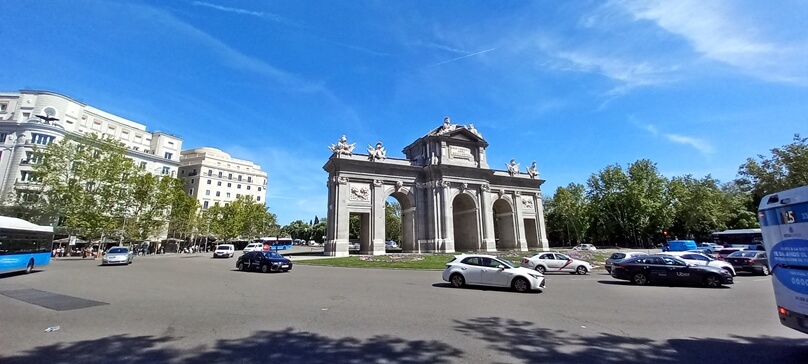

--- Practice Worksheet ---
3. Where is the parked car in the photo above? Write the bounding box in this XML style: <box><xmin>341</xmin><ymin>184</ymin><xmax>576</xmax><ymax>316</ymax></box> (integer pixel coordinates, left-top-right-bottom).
<box><xmin>572</xmin><ymin>244</ymin><xmax>597</xmax><ymax>251</ymax></box>
<box><xmin>213</xmin><ymin>244</ymin><xmax>235</xmax><ymax>258</ymax></box>
<box><xmin>610</xmin><ymin>254</ymin><xmax>733</xmax><ymax>288</ymax></box>
<box><xmin>348</xmin><ymin>242</ymin><xmax>360</xmax><ymax>250</ymax></box>
<box><xmin>243</xmin><ymin>242</ymin><xmax>264</xmax><ymax>253</ymax></box>
<box><xmin>442</xmin><ymin>254</ymin><xmax>545</xmax><ymax>293</ymax></box>
<box><xmin>102</xmin><ymin>247</ymin><xmax>133</xmax><ymax>265</ymax></box>
<box><xmin>665</xmin><ymin>240</ymin><xmax>698</xmax><ymax>252</ymax></box>
<box><xmin>660</xmin><ymin>251</ymin><xmax>736</xmax><ymax>276</ymax></box>
<box><xmin>716</xmin><ymin>248</ymin><xmax>745</xmax><ymax>261</ymax></box>
<box><xmin>236</xmin><ymin>251</ymin><xmax>293</xmax><ymax>273</ymax></box>
<box><xmin>604</xmin><ymin>251</ymin><xmax>647</xmax><ymax>273</ymax></box>
<box><xmin>385</xmin><ymin>240</ymin><xmax>399</xmax><ymax>250</ymax></box>
<box><xmin>521</xmin><ymin>252</ymin><xmax>592</xmax><ymax>275</ymax></box>
<box><xmin>726</xmin><ymin>250</ymin><xmax>770</xmax><ymax>275</ymax></box>
<box><xmin>697</xmin><ymin>243</ymin><xmax>723</xmax><ymax>254</ymax></box>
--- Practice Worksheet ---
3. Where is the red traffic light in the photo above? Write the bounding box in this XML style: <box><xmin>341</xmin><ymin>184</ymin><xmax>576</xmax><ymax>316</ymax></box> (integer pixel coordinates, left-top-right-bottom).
<box><xmin>663</xmin><ymin>230</ymin><xmax>668</xmax><ymax>236</ymax></box>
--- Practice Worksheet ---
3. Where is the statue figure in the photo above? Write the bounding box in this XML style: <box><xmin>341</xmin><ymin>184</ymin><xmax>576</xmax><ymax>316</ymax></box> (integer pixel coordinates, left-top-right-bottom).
<box><xmin>467</xmin><ymin>123</ymin><xmax>482</xmax><ymax>138</ymax></box>
<box><xmin>506</xmin><ymin>159</ymin><xmax>520</xmax><ymax>176</ymax></box>
<box><xmin>526</xmin><ymin>161</ymin><xmax>539</xmax><ymax>179</ymax></box>
<box><xmin>328</xmin><ymin>135</ymin><xmax>355</xmax><ymax>156</ymax></box>
<box><xmin>436</xmin><ymin>116</ymin><xmax>456</xmax><ymax>135</ymax></box>
<box><xmin>367</xmin><ymin>141</ymin><xmax>387</xmax><ymax>161</ymax></box>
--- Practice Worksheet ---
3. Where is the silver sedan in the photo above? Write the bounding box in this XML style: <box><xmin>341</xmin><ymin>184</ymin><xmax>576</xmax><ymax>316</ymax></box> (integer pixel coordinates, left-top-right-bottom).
<box><xmin>102</xmin><ymin>247</ymin><xmax>133</xmax><ymax>265</ymax></box>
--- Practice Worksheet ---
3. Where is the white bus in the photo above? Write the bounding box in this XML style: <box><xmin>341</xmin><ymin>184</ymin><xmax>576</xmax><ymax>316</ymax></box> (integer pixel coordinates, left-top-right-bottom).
<box><xmin>759</xmin><ymin>186</ymin><xmax>808</xmax><ymax>334</ymax></box>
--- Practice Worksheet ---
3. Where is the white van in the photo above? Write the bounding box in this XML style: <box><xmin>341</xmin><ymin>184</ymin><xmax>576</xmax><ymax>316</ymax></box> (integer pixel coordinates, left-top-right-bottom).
<box><xmin>243</xmin><ymin>242</ymin><xmax>264</xmax><ymax>253</ymax></box>
<box><xmin>213</xmin><ymin>244</ymin><xmax>235</xmax><ymax>258</ymax></box>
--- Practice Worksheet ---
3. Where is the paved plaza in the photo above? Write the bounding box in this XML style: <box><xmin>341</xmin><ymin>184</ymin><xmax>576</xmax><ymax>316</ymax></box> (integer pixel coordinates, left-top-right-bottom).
<box><xmin>1</xmin><ymin>253</ymin><xmax>807</xmax><ymax>363</ymax></box>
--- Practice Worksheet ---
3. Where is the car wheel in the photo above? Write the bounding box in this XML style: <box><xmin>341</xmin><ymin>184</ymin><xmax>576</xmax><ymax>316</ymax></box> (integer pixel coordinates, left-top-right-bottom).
<box><xmin>704</xmin><ymin>274</ymin><xmax>722</xmax><ymax>288</ymax></box>
<box><xmin>260</xmin><ymin>264</ymin><xmax>269</xmax><ymax>273</ymax></box>
<box><xmin>449</xmin><ymin>273</ymin><xmax>465</xmax><ymax>288</ymax></box>
<box><xmin>512</xmin><ymin>277</ymin><xmax>530</xmax><ymax>293</ymax></box>
<box><xmin>25</xmin><ymin>259</ymin><xmax>34</xmax><ymax>274</ymax></box>
<box><xmin>238</xmin><ymin>262</ymin><xmax>245</xmax><ymax>271</ymax></box>
<box><xmin>576</xmin><ymin>266</ymin><xmax>588</xmax><ymax>275</ymax></box>
<box><xmin>534</xmin><ymin>265</ymin><xmax>546</xmax><ymax>274</ymax></box>
<box><xmin>632</xmin><ymin>273</ymin><xmax>649</xmax><ymax>285</ymax></box>
<box><xmin>761</xmin><ymin>265</ymin><xmax>770</xmax><ymax>276</ymax></box>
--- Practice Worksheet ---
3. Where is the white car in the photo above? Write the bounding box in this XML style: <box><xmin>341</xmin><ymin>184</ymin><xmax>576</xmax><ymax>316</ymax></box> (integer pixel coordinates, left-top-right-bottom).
<box><xmin>661</xmin><ymin>251</ymin><xmax>736</xmax><ymax>276</ymax></box>
<box><xmin>213</xmin><ymin>244</ymin><xmax>235</xmax><ymax>258</ymax></box>
<box><xmin>243</xmin><ymin>242</ymin><xmax>264</xmax><ymax>253</ymax></box>
<box><xmin>521</xmin><ymin>252</ymin><xmax>592</xmax><ymax>275</ymax></box>
<box><xmin>442</xmin><ymin>254</ymin><xmax>545</xmax><ymax>293</ymax></box>
<box><xmin>572</xmin><ymin>244</ymin><xmax>597</xmax><ymax>251</ymax></box>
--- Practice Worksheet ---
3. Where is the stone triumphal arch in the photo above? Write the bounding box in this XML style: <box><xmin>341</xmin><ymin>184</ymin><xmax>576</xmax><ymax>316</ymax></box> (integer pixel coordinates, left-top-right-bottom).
<box><xmin>323</xmin><ymin>117</ymin><xmax>549</xmax><ymax>256</ymax></box>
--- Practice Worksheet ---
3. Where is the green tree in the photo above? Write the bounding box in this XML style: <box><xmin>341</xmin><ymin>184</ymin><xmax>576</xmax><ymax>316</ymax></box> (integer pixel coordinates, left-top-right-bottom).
<box><xmin>668</xmin><ymin>175</ymin><xmax>728</xmax><ymax>239</ymax></box>
<box><xmin>737</xmin><ymin>135</ymin><xmax>808</xmax><ymax>207</ymax></box>
<box><xmin>544</xmin><ymin>183</ymin><xmax>589</xmax><ymax>246</ymax></box>
<box><xmin>385</xmin><ymin>201</ymin><xmax>402</xmax><ymax>242</ymax></box>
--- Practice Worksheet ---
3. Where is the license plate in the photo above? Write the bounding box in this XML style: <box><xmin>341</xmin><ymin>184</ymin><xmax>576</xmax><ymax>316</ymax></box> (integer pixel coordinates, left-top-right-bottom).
<box><xmin>281</xmin><ymin>265</ymin><xmax>289</xmax><ymax>268</ymax></box>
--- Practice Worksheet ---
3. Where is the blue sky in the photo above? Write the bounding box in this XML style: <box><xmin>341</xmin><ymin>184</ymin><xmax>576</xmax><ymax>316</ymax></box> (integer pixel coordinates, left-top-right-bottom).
<box><xmin>2</xmin><ymin>1</ymin><xmax>806</xmax><ymax>225</ymax></box>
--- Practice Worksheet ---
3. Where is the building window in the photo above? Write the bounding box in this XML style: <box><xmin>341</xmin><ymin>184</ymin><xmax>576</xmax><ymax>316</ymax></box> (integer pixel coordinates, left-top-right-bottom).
<box><xmin>258</xmin><ymin>187</ymin><xmax>262</xmax><ymax>192</ymax></box>
<box><xmin>217</xmin><ymin>181</ymin><xmax>222</xmax><ymax>186</ymax></box>
<box><xmin>205</xmin><ymin>190</ymin><xmax>210</xmax><ymax>196</ymax></box>
<box><xmin>218</xmin><ymin>171</ymin><xmax>222</xmax><ymax>178</ymax></box>
<box><xmin>257</xmin><ymin>196</ymin><xmax>261</xmax><ymax>202</ymax></box>
<box><xmin>227</xmin><ymin>183</ymin><xmax>231</xmax><ymax>188</ymax></box>
<box><xmin>140</xmin><ymin>161</ymin><xmax>147</xmax><ymax>169</ymax></box>
<box><xmin>162</xmin><ymin>166</ymin><xmax>170</xmax><ymax>175</ymax></box>
<box><xmin>228</xmin><ymin>173</ymin><xmax>232</xmax><ymax>180</ymax></box>
<box><xmin>237</xmin><ymin>184</ymin><xmax>241</xmax><ymax>189</ymax></box>
<box><xmin>0</xmin><ymin>133</ymin><xmax>7</xmax><ymax>142</ymax></box>
<box><xmin>181</xmin><ymin>170</ymin><xmax>185</xmax><ymax>176</ymax></box>
<box><xmin>226</xmin><ymin>192</ymin><xmax>231</xmax><ymax>198</ymax></box>
<box><xmin>192</xmin><ymin>169</ymin><xmax>197</xmax><ymax>174</ymax></box>
<box><xmin>215</xmin><ymin>191</ymin><xmax>220</xmax><ymax>197</ymax></box>
<box><xmin>189</xmin><ymin>188</ymin><xmax>194</xmax><ymax>196</ymax></box>
<box><xmin>164</xmin><ymin>152</ymin><xmax>173</xmax><ymax>160</ymax></box>
<box><xmin>236</xmin><ymin>194</ymin><xmax>241</xmax><ymax>198</ymax></box>
<box><xmin>20</xmin><ymin>171</ymin><xmax>38</xmax><ymax>182</ymax></box>
<box><xmin>207</xmin><ymin>179</ymin><xmax>211</xmax><ymax>185</ymax></box>
<box><xmin>203</xmin><ymin>201</ymin><xmax>209</xmax><ymax>209</ymax></box>
<box><xmin>238</xmin><ymin>175</ymin><xmax>242</xmax><ymax>181</ymax></box>
<box><xmin>0</xmin><ymin>103</ymin><xmax>7</xmax><ymax>112</ymax></box>
<box><xmin>207</xmin><ymin>170</ymin><xmax>212</xmax><ymax>176</ymax></box>
<box><xmin>191</xmin><ymin>179</ymin><xmax>194</xmax><ymax>184</ymax></box>
<box><xmin>30</xmin><ymin>133</ymin><xmax>55</xmax><ymax>145</ymax></box>
<box><xmin>247</xmin><ymin>186</ymin><xmax>251</xmax><ymax>190</ymax></box>
<box><xmin>248</xmin><ymin>177</ymin><xmax>252</xmax><ymax>182</ymax></box>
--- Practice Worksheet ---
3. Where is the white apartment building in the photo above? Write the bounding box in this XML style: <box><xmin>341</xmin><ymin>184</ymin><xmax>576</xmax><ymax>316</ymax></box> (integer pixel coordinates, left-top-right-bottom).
<box><xmin>0</xmin><ymin>90</ymin><xmax>183</xmax><ymax>204</ymax></box>
<box><xmin>178</xmin><ymin>148</ymin><xmax>267</xmax><ymax>210</ymax></box>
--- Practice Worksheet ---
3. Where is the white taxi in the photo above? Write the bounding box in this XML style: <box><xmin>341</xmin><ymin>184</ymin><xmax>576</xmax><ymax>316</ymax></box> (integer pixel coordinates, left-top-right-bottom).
<box><xmin>521</xmin><ymin>252</ymin><xmax>592</xmax><ymax>275</ymax></box>
<box><xmin>442</xmin><ymin>254</ymin><xmax>545</xmax><ymax>293</ymax></box>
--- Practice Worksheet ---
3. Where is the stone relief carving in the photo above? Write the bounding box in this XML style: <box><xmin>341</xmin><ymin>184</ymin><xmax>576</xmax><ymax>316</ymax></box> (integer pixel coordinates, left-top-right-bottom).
<box><xmin>506</xmin><ymin>159</ymin><xmax>519</xmax><ymax>176</ymax></box>
<box><xmin>415</xmin><ymin>182</ymin><xmax>429</xmax><ymax>189</ymax></box>
<box><xmin>367</xmin><ymin>141</ymin><xmax>386</xmax><ymax>161</ymax></box>
<box><xmin>526</xmin><ymin>161</ymin><xmax>539</xmax><ymax>179</ymax></box>
<box><xmin>461</xmin><ymin>182</ymin><xmax>468</xmax><ymax>191</ymax></box>
<box><xmin>329</xmin><ymin>135</ymin><xmax>355</xmax><ymax>155</ymax></box>
<box><xmin>521</xmin><ymin>197</ymin><xmax>534</xmax><ymax>209</ymax></box>
<box><xmin>349</xmin><ymin>184</ymin><xmax>370</xmax><ymax>201</ymax></box>
<box><xmin>373</xmin><ymin>179</ymin><xmax>383</xmax><ymax>187</ymax></box>
<box><xmin>395</xmin><ymin>180</ymin><xmax>404</xmax><ymax>190</ymax></box>
<box><xmin>481</xmin><ymin>184</ymin><xmax>491</xmax><ymax>192</ymax></box>
<box><xmin>440</xmin><ymin>180</ymin><xmax>452</xmax><ymax>188</ymax></box>
<box><xmin>514</xmin><ymin>191</ymin><xmax>522</xmax><ymax>196</ymax></box>
<box><xmin>329</xmin><ymin>176</ymin><xmax>349</xmax><ymax>185</ymax></box>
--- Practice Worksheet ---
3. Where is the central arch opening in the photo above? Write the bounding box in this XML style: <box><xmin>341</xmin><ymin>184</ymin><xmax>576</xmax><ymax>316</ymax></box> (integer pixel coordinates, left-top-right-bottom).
<box><xmin>452</xmin><ymin>193</ymin><xmax>479</xmax><ymax>252</ymax></box>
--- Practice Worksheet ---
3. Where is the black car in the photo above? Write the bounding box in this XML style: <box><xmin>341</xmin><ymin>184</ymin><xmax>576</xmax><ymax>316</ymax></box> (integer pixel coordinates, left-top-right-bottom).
<box><xmin>726</xmin><ymin>250</ymin><xmax>770</xmax><ymax>275</ymax></box>
<box><xmin>236</xmin><ymin>251</ymin><xmax>293</xmax><ymax>273</ymax></box>
<box><xmin>611</xmin><ymin>254</ymin><xmax>733</xmax><ymax>288</ymax></box>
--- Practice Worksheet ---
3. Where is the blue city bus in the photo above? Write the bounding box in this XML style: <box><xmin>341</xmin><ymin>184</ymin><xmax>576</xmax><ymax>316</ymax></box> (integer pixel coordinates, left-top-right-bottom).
<box><xmin>258</xmin><ymin>237</ymin><xmax>294</xmax><ymax>250</ymax></box>
<box><xmin>0</xmin><ymin>216</ymin><xmax>54</xmax><ymax>274</ymax></box>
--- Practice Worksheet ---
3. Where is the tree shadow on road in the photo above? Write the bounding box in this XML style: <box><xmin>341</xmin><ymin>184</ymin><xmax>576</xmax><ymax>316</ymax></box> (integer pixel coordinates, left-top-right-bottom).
<box><xmin>1</xmin><ymin>329</ymin><xmax>462</xmax><ymax>364</ymax></box>
<box><xmin>454</xmin><ymin>317</ymin><xmax>808</xmax><ymax>363</ymax></box>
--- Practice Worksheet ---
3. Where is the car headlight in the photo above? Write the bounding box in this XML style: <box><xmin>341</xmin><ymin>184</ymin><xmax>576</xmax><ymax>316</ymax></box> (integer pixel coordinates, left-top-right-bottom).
<box><xmin>528</xmin><ymin>273</ymin><xmax>542</xmax><ymax>279</ymax></box>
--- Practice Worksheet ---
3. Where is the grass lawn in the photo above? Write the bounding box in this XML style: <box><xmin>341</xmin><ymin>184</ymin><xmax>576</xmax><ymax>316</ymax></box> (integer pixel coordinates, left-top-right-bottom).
<box><xmin>296</xmin><ymin>249</ymin><xmax>612</xmax><ymax>270</ymax></box>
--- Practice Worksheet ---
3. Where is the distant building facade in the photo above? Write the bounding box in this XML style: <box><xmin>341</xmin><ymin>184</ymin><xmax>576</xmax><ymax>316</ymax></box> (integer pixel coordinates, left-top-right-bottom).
<box><xmin>178</xmin><ymin>148</ymin><xmax>267</xmax><ymax>210</ymax></box>
<box><xmin>0</xmin><ymin>90</ymin><xmax>183</xmax><ymax>205</ymax></box>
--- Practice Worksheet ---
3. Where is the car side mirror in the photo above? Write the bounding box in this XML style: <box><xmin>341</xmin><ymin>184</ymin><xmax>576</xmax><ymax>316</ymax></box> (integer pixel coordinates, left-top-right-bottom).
<box><xmin>497</xmin><ymin>264</ymin><xmax>506</xmax><ymax>270</ymax></box>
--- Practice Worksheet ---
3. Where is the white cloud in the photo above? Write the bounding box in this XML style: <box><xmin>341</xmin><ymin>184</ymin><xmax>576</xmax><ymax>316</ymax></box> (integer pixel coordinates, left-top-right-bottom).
<box><xmin>192</xmin><ymin>2</ymin><xmax>285</xmax><ymax>22</ymax></box>
<box><xmin>553</xmin><ymin>51</ymin><xmax>678</xmax><ymax>95</ymax></box>
<box><xmin>616</xmin><ymin>0</ymin><xmax>808</xmax><ymax>84</ymax></box>
<box><xmin>638</xmin><ymin>123</ymin><xmax>715</xmax><ymax>156</ymax></box>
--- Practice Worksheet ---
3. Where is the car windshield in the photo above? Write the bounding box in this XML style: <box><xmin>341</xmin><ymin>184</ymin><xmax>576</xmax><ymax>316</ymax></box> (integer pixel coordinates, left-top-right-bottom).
<box><xmin>108</xmin><ymin>248</ymin><xmax>127</xmax><ymax>254</ymax></box>
<box><xmin>730</xmin><ymin>251</ymin><xmax>759</xmax><ymax>258</ymax></box>
<box><xmin>216</xmin><ymin>246</ymin><xmax>230</xmax><ymax>250</ymax></box>
<box><xmin>497</xmin><ymin>259</ymin><xmax>516</xmax><ymax>268</ymax></box>
<box><xmin>264</xmin><ymin>251</ymin><xmax>282</xmax><ymax>258</ymax></box>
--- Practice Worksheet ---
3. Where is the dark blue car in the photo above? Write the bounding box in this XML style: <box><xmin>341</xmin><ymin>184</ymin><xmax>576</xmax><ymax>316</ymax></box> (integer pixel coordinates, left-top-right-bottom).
<box><xmin>236</xmin><ymin>251</ymin><xmax>293</xmax><ymax>273</ymax></box>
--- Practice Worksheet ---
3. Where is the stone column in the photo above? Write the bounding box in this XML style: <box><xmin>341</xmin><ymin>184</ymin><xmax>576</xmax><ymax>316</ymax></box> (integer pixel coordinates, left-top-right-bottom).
<box><xmin>513</xmin><ymin>191</ymin><xmax>528</xmax><ymax>251</ymax></box>
<box><xmin>480</xmin><ymin>184</ymin><xmax>496</xmax><ymax>252</ymax></box>
<box><xmin>535</xmin><ymin>191</ymin><xmax>549</xmax><ymax>251</ymax></box>
<box><xmin>325</xmin><ymin>176</ymin><xmax>350</xmax><ymax>257</ymax></box>
<box><xmin>371</xmin><ymin>179</ymin><xmax>386</xmax><ymax>255</ymax></box>
<box><xmin>440</xmin><ymin>180</ymin><xmax>455</xmax><ymax>253</ymax></box>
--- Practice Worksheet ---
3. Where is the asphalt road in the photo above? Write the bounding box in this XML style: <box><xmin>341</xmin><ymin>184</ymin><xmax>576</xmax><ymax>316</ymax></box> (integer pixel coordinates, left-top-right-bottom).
<box><xmin>1</xmin><ymin>253</ymin><xmax>806</xmax><ymax>364</ymax></box>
